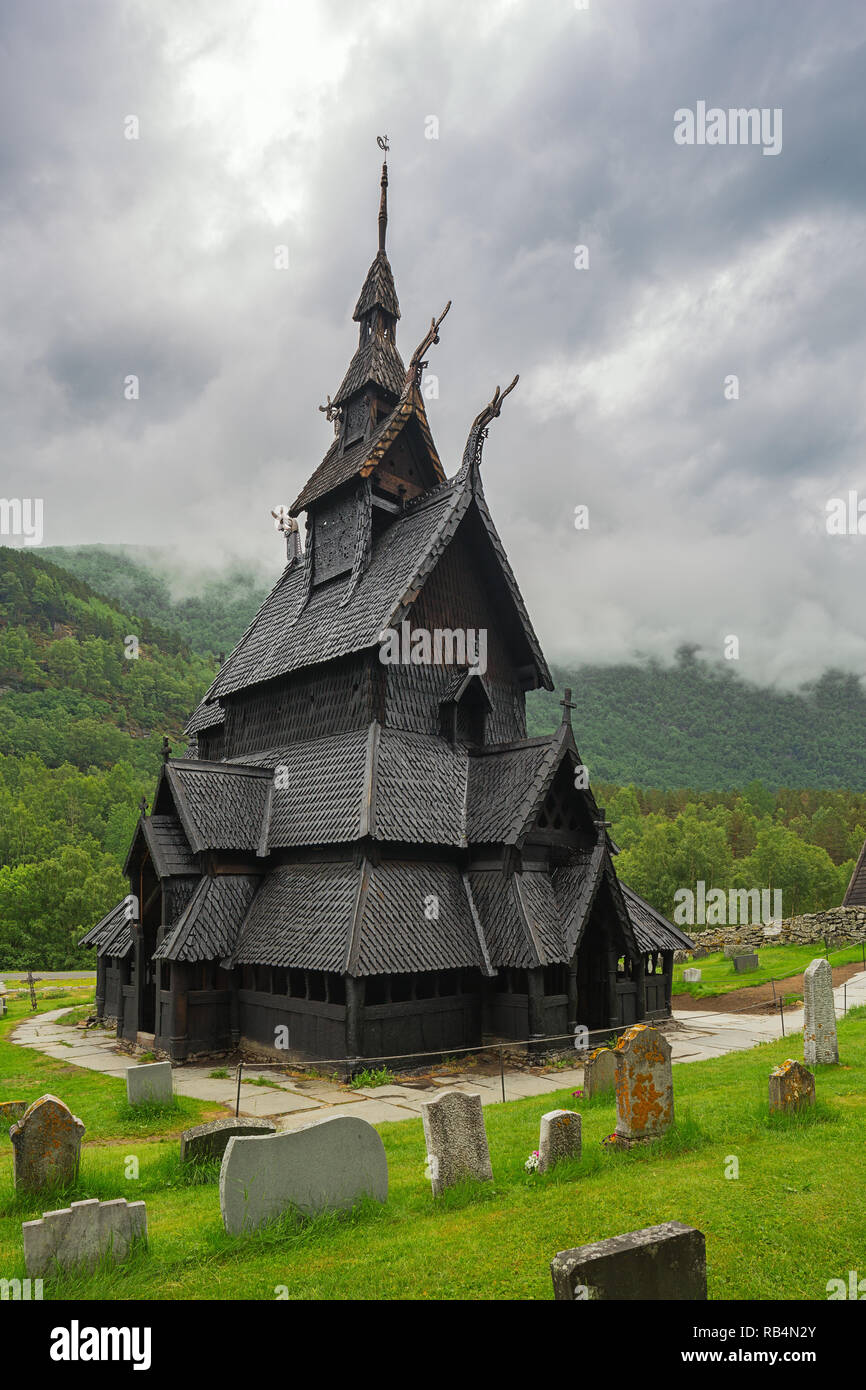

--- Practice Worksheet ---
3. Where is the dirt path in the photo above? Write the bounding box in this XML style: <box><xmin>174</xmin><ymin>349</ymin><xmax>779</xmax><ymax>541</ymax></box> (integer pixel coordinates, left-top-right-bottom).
<box><xmin>673</xmin><ymin>959</ymin><xmax>865</xmax><ymax>1015</ymax></box>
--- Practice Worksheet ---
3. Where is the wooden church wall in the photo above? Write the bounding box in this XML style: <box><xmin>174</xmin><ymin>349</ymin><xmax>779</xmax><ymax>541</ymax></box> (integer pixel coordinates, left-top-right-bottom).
<box><xmin>384</xmin><ymin>520</ymin><xmax>527</xmax><ymax>742</ymax></box>
<box><xmin>221</xmin><ymin>651</ymin><xmax>376</xmax><ymax>758</ymax></box>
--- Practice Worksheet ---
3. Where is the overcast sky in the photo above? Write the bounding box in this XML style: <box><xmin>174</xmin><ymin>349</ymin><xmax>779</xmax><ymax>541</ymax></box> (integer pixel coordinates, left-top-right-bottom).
<box><xmin>2</xmin><ymin>0</ymin><xmax>866</xmax><ymax>686</ymax></box>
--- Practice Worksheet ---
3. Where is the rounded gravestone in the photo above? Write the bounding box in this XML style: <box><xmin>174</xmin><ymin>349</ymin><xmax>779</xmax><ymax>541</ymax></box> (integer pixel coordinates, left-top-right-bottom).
<box><xmin>10</xmin><ymin>1095</ymin><xmax>85</xmax><ymax>1191</ymax></box>
<box><xmin>219</xmin><ymin>1113</ymin><xmax>388</xmax><ymax>1235</ymax></box>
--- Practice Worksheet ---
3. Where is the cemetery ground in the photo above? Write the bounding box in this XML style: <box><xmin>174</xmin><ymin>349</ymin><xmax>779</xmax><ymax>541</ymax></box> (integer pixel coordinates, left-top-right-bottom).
<box><xmin>2</xmin><ymin>989</ymin><xmax>865</xmax><ymax>1301</ymax></box>
<box><xmin>672</xmin><ymin>941</ymin><xmax>866</xmax><ymax>1003</ymax></box>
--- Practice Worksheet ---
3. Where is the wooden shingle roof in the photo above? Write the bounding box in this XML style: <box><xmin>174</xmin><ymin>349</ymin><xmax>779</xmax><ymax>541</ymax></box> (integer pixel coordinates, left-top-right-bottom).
<box><xmin>153</xmin><ymin>875</ymin><xmax>260</xmax><ymax>963</ymax></box>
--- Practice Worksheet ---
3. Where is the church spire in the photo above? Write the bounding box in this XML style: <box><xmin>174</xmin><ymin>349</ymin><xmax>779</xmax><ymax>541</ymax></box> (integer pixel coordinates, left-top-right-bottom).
<box><xmin>377</xmin><ymin>134</ymin><xmax>389</xmax><ymax>253</ymax></box>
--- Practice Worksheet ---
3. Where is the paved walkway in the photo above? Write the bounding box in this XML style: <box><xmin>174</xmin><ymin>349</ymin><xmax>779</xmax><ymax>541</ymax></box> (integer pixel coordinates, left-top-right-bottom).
<box><xmin>10</xmin><ymin>972</ymin><xmax>864</xmax><ymax>1130</ymax></box>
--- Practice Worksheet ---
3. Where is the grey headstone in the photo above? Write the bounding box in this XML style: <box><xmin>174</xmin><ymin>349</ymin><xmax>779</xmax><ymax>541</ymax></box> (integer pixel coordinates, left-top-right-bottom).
<box><xmin>22</xmin><ymin>1198</ymin><xmax>147</xmax><ymax>1278</ymax></box>
<box><xmin>803</xmin><ymin>958</ymin><xmax>838</xmax><ymax>1064</ymax></box>
<box><xmin>126</xmin><ymin>1061</ymin><xmax>173</xmax><ymax>1106</ymax></box>
<box><xmin>538</xmin><ymin>1110</ymin><xmax>581</xmax><ymax>1173</ymax></box>
<box><xmin>181</xmin><ymin>1117</ymin><xmax>276</xmax><ymax>1164</ymax></box>
<box><xmin>683</xmin><ymin>968</ymin><xmax>701</xmax><ymax>983</ymax></box>
<box><xmin>0</xmin><ymin>978</ymin><xmax>7</xmax><ymax>994</ymax></box>
<box><xmin>692</xmin><ymin>948</ymin><xmax>708</xmax><ymax>960</ymax></box>
<box><xmin>220</xmin><ymin>1113</ymin><xmax>388</xmax><ymax>1235</ymax></box>
<box><xmin>608</xmin><ymin>1025</ymin><xmax>673</xmax><ymax>1146</ymax></box>
<box><xmin>762</xmin><ymin>926</ymin><xmax>782</xmax><ymax>938</ymax></box>
<box><xmin>769</xmin><ymin>1060</ymin><xmax>815</xmax><ymax>1115</ymax></box>
<box><xmin>10</xmin><ymin>1096</ymin><xmax>85</xmax><ymax>1191</ymax></box>
<box><xmin>420</xmin><ymin>1089</ymin><xmax>493</xmax><ymax>1196</ymax></box>
<box><xmin>0</xmin><ymin>996</ymin><xmax>6</xmax><ymax>1016</ymax></box>
<box><xmin>723</xmin><ymin>945</ymin><xmax>741</xmax><ymax>959</ymax></box>
<box><xmin>550</xmin><ymin>1222</ymin><xmax>706</xmax><ymax>1300</ymax></box>
<box><xmin>733</xmin><ymin>954</ymin><xmax>758</xmax><ymax>973</ymax></box>
<box><xmin>584</xmin><ymin>1047</ymin><xmax>616</xmax><ymax>1098</ymax></box>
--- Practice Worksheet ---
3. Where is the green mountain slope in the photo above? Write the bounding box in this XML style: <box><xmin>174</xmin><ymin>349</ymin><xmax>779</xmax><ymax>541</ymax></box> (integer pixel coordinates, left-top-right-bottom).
<box><xmin>526</xmin><ymin>648</ymin><xmax>866</xmax><ymax>792</ymax></box>
<box><xmin>41</xmin><ymin>545</ymin><xmax>269</xmax><ymax>657</ymax></box>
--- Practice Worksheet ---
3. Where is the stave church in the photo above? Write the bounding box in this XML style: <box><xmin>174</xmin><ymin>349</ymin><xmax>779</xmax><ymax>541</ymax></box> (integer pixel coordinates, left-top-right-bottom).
<box><xmin>81</xmin><ymin>150</ymin><xmax>692</xmax><ymax>1065</ymax></box>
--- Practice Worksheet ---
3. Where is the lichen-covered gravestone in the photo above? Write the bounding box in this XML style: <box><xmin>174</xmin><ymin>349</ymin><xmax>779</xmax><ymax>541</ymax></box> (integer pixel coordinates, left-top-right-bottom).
<box><xmin>683</xmin><ymin>968</ymin><xmax>701</xmax><ymax>983</ymax></box>
<box><xmin>10</xmin><ymin>1096</ymin><xmax>85</xmax><ymax>1191</ymax></box>
<box><xmin>220</xmin><ymin>1113</ymin><xmax>388</xmax><ymax>1235</ymax></box>
<box><xmin>180</xmin><ymin>1117</ymin><xmax>276</xmax><ymax>1165</ymax></box>
<box><xmin>538</xmin><ymin>1110</ymin><xmax>581</xmax><ymax>1173</ymax></box>
<box><xmin>606</xmin><ymin>1024</ymin><xmax>673</xmax><ymax>1148</ymax></box>
<box><xmin>583</xmin><ymin>1047</ymin><xmax>616</xmax><ymax>1098</ymax></box>
<box><xmin>803</xmin><ymin>957</ymin><xmax>839</xmax><ymax>1065</ymax></box>
<box><xmin>769</xmin><ymin>1059</ymin><xmax>815</xmax><ymax>1115</ymax></box>
<box><xmin>22</xmin><ymin>1198</ymin><xmax>147</xmax><ymax>1277</ymax></box>
<box><xmin>126</xmin><ymin>1061</ymin><xmax>173</xmax><ymax>1106</ymax></box>
<box><xmin>550</xmin><ymin>1222</ymin><xmax>706</xmax><ymax>1300</ymax></box>
<box><xmin>733</xmin><ymin>954</ymin><xmax>758</xmax><ymax>973</ymax></box>
<box><xmin>420</xmin><ymin>1089</ymin><xmax>493</xmax><ymax>1196</ymax></box>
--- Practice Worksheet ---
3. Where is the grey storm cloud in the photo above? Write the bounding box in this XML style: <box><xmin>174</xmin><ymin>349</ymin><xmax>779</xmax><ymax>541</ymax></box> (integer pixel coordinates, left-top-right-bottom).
<box><xmin>2</xmin><ymin>0</ymin><xmax>866</xmax><ymax>685</ymax></box>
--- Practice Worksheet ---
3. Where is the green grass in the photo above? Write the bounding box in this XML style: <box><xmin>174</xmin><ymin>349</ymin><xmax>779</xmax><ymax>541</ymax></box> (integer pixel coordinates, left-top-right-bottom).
<box><xmin>673</xmin><ymin>941</ymin><xmax>866</xmax><ymax>999</ymax></box>
<box><xmin>0</xmin><ymin>990</ymin><xmax>222</xmax><ymax>1141</ymax></box>
<box><xmin>348</xmin><ymin>1067</ymin><xmax>396</xmax><ymax>1090</ymax></box>
<box><xmin>2</xmin><ymin>987</ymin><xmax>865</xmax><ymax>1300</ymax></box>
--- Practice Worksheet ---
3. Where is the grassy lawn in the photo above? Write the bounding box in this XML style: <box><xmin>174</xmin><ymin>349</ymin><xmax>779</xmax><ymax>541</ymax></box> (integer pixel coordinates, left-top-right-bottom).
<box><xmin>672</xmin><ymin>941</ymin><xmax>866</xmax><ymax>999</ymax></box>
<box><xmin>2</xmin><ymin>988</ymin><xmax>865</xmax><ymax>1301</ymax></box>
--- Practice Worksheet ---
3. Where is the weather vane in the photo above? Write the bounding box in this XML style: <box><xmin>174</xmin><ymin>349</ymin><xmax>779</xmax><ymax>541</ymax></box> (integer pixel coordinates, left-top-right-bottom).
<box><xmin>377</xmin><ymin>134</ymin><xmax>390</xmax><ymax>157</ymax></box>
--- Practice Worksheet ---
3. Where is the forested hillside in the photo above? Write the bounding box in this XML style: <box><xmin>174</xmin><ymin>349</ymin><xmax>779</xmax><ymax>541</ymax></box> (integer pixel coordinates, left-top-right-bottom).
<box><xmin>41</xmin><ymin>545</ymin><xmax>269</xmax><ymax>657</ymax></box>
<box><xmin>0</xmin><ymin>544</ymin><xmax>863</xmax><ymax>969</ymax></box>
<box><xmin>0</xmin><ymin>546</ymin><xmax>218</xmax><ymax>968</ymax></box>
<box><xmin>527</xmin><ymin>648</ymin><xmax>866</xmax><ymax>791</ymax></box>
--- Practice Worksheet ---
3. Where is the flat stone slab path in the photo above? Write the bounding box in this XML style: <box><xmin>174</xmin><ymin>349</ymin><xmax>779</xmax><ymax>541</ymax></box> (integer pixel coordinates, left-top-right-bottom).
<box><xmin>11</xmin><ymin>971</ymin><xmax>865</xmax><ymax>1130</ymax></box>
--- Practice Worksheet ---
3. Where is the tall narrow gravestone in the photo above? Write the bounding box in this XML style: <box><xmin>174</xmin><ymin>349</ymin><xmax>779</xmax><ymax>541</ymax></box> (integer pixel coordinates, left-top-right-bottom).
<box><xmin>803</xmin><ymin>958</ymin><xmax>839</xmax><ymax>1065</ymax></box>
<box><xmin>10</xmin><ymin>1096</ymin><xmax>85</xmax><ymax>1191</ymax></box>
<box><xmin>605</xmin><ymin>1024</ymin><xmax>673</xmax><ymax>1148</ymax></box>
<box><xmin>420</xmin><ymin>1090</ymin><xmax>493</xmax><ymax>1196</ymax></box>
<box><xmin>538</xmin><ymin>1110</ymin><xmax>581</xmax><ymax>1173</ymax></box>
<box><xmin>584</xmin><ymin>1047</ymin><xmax>616</xmax><ymax>1098</ymax></box>
<box><xmin>768</xmin><ymin>1060</ymin><xmax>815</xmax><ymax>1115</ymax></box>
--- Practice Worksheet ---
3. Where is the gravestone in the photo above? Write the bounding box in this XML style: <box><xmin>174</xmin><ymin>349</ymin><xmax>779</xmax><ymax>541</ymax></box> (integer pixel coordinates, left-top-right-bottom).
<box><xmin>723</xmin><ymin>945</ymin><xmax>742</xmax><ymax>959</ymax></box>
<box><xmin>583</xmin><ymin>1047</ymin><xmax>616</xmax><ymax>1098</ymax></box>
<box><xmin>126</xmin><ymin>1061</ymin><xmax>173</xmax><ymax>1106</ymax></box>
<box><xmin>762</xmin><ymin>926</ymin><xmax>782</xmax><ymax>939</ymax></box>
<box><xmin>683</xmin><ymin>968</ymin><xmax>701</xmax><ymax>983</ymax></box>
<box><xmin>550</xmin><ymin>1222</ymin><xmax>706</xmax><ymax>1300</ymax></box>
<box><xmin>692</xmin><ymin>948</ymin><xmax>707</xmax><ymax>960</ymax></box>
<box><xmin>420</xmin><ymin>1089</ymin><xmax>493</xmax><ymax>1196</ymax></box>
<box><xmin>180</xmin><ymin>1117</ymin><xmax>276</xmax><ymax>1165</ymax></box>
<box><xmin>10</xmin><ymin>1096</ymin><xmax>85</xmax><ymax>1191</ymax></box>
<box><xmin>22</xmin><ymin>1198</ymin><xmax>147</xmax><ymax>1278</ymax></box>
<box><xmin>803</xmin><ymin>957</ymin><xmax>839</xmax><ymax>1065</ymax></box>
<box><xmin>768</xmin><ymin>1059</ymin><xmax>815</xmax><ymax>1115</ymax></box>
<box><xmin>538</xmin><ymin>1110</ymin><xmax>581</xmax><ymax>1173</ymax></box>
<box><xmin>733</xmin><ymin>954</ymin><xmax>758</xmax><ymax>973</ymax></box>
<box><xmin>220</xmin><ymin>1113</ymin><xmax>387</xmax><ymax>1235</ymax></box>
<box><xmin>0</xmin><ymin>996</ymin><xmax>6</xmax><ymax>1017</ymax></box>
<box><xmin>0</xmin><ymin>978</ymin><xmax>7</xmax><ymax>993</ymax></box>
<box><xmin>1</xmin><ymin>1100</ymin><xmax>28</xmax><ymax>1127</ymax></box>
<box><xmin>606</xmin><ymin>1024</ymin><xmax>673</xmax><ymax>1148</ymax></box>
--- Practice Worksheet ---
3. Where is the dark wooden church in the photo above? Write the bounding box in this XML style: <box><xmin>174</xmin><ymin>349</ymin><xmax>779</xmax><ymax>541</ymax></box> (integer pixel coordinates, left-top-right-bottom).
<box><xmin>82</xmin><ymin>152</ymin><xmax>692</xmax><ymax>1065</ymax></box>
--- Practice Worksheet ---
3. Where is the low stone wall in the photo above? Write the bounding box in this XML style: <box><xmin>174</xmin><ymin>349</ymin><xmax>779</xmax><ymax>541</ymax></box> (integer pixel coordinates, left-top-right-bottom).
<box><xmin>677</xmin><ymin>906</ymin><xmax>866</xmax><ymax>959</ymax></box>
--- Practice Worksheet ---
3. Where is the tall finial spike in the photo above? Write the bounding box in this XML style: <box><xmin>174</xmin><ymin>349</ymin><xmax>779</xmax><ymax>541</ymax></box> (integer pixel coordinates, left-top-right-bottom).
<box><xmin>376</xmin><ymin>135</ymin><xmax>390</xmax><ymax>252</ymax></box>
